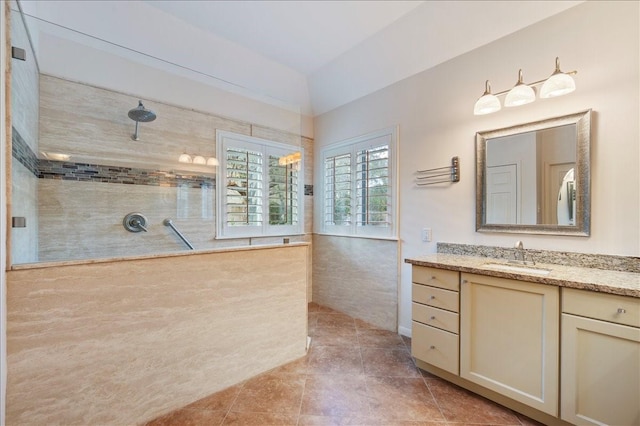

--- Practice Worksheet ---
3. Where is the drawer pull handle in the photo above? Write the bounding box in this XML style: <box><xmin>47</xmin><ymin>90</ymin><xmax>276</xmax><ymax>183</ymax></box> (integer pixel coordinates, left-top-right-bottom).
<box><xmin>430</xmin><ymin>345</ymin><xmax>436</xmax><ymax>350</ymax></box>
<box><xmin>431</xmin><ymin>276</ymin><xmax>436</xmax><ymax>280</ymax></box>
<box><xmin>430</xmin><ymin>316</ymin><xmax>436</xmax><ymax>320</ymax></box>
<box><xmin>429</xmin><ymin>295</ymin><xmax>435</xmax><ymax>300</ymax></box>
<box><xmin>617</xmin><ymin>308</ymin><xmax>627</xmax><ymax>314</ymax></box>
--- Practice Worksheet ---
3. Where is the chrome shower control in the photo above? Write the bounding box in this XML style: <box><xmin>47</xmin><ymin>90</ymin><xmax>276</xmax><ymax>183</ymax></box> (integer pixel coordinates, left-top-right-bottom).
<box><xmin>123</xmin><ymin>212</ymin><xmax>148</xmax><ymax>233</ymax></box>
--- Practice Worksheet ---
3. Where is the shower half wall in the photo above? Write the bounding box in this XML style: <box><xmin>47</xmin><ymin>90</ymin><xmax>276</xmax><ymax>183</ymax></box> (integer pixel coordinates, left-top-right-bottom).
<box><xmin>7</xmin><ymin>244</ymin><xmax>309</xmax><ymax>425</ymax></box>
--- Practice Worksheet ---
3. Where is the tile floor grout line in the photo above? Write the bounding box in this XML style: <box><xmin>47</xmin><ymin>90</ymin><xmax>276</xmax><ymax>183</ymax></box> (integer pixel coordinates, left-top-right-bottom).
<box><xmin>144</xmin><ymin>303</ymin><xmax>543</xmax><ymax>426</ymax></box>
<box><xmin>294</xmin><ymin>369</ymin><xmax>308</xmax><ymax>426</ymax></box>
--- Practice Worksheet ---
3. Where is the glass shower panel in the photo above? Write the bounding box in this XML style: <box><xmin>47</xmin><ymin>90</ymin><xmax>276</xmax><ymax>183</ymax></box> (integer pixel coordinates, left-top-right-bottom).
<box><xmin>8</xmin><ymin>3</ymin><xmax>304</xmax><ymax>265</ymax></box>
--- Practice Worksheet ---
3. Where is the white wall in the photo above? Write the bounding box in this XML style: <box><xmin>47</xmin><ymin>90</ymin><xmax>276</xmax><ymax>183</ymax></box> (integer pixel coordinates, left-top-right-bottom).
<box><xmin>24</xmin><ymin>0</ymin><xmax>314</xmax><ymax>120</ymax></box>
<box><xmin>313</xmin><ymin>1</ymin><xmax>640</xmax><ymax>334</ymax></box>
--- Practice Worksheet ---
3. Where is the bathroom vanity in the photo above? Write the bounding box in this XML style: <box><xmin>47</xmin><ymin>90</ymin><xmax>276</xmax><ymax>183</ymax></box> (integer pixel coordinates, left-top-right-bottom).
<box><xmin>405</xmin><ymin>253</ymin><xmax>639</xmax><ymax>426</ymax></box>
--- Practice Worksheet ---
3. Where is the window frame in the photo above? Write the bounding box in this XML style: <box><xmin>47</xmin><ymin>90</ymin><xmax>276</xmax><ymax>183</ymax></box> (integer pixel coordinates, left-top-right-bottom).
<box><xmin>216</xmin><ymin>130</ymin><xmax>304</xmax><ymax>239</ymax></box>
<box><xmin>321</xmin><ymin>126</ymin><xmax>398</xmax><ymax>238</ymax></box>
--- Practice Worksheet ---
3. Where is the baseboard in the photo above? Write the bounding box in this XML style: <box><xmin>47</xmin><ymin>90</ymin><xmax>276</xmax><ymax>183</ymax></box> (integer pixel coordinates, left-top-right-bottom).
<box><xmin>398</xmin><ymin>325</ymin><xmax>411</xmax><ymax>337</ymax></box>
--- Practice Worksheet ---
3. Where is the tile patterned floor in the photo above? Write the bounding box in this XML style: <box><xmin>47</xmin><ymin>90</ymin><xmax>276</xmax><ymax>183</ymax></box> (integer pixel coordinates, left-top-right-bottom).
<box><xmin>145</xmin><ymin>303</ymin><xmax>542</xmax><ymax>426</ymax></box>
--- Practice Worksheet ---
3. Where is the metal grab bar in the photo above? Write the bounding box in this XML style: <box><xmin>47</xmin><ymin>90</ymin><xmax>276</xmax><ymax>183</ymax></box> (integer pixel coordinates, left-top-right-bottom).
<box><xmin>163</xmin><ymin>218</ymin><xmax>195</xmax><ymax>250</ymax></box>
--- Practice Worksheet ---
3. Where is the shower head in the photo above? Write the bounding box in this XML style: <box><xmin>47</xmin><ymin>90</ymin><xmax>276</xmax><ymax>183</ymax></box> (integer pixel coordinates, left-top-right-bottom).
<box><xmin>128</xmin><ymin>100</ymin><xmax>156</xmax><ymax>140</ymax></box>
<box><xmin>128</xmin><ymin>100</ymin><xmax>156</xmax><ymax>123</ymax></box>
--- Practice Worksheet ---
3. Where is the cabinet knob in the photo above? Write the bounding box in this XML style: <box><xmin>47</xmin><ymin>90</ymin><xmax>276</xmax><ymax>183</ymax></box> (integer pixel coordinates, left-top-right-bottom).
<box><xmin>428</xmin><ymin>295</ymin><xmax>435</xmax><ymax>300</ymax></box>
<box><xmin>430</xmin><ymin>345</ymin><xmax>436</xmax><ymax>350</ymax></box>
<box><xmin>430</xmin><ymin>316</ymin><xmax>436</xmax><ymax>320</ymax></box>
<box><xmin>617</xmin><ymin>308</ymin><xmax>627</xmax><ymax>314</ymax></box>
<box><xmin>431</xmin><ymin>276</ymin><xmax>436</xmax><ymax>280</ymax></box>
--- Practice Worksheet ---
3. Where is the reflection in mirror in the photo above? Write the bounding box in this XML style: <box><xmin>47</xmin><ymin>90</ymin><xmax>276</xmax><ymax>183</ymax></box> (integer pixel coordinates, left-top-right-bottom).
<box><xmin>476</xmin><ymin>110</ymin><xmax>591</xmax><ymax>236</ymax></box>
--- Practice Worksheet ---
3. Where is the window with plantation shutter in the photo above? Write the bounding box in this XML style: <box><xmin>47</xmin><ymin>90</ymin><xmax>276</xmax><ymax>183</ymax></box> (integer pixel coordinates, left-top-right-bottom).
<box><xmin>356</xmin><ymin>144</ymin><xmax>390</xmax><ymax>228</ymax></box>
<box><xmin>322</xmin><ymin>127</ymin><xmax>397</xmax><ymax>238</ymax></box>
<box><xmin>324</xmin><ymin>153</ymin><xmax>352</xmax><ymax>226</ymax></box>
<box><xmin>216</xmin><ymin>131</ymin><xmax>303</xmax><ymax>238</ymax></box>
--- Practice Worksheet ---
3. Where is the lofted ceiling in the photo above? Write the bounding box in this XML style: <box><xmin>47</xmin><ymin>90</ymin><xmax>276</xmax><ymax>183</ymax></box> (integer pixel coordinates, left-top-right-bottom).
<box><xmin>20</xmin><ymin>0</ymin><xmax>582</xmax><ymax>117</ymax></box>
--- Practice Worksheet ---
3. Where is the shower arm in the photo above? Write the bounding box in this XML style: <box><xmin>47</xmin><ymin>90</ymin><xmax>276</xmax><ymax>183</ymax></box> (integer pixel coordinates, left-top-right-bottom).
<box><xmin>132</xmin><ymin>120</ymin><xmax>140</xmax><ymax>141</ymax></box>
<box><xmin>163</xmin><ymin>219</ymin><xmax>194</xmax><ymax>250</ymax></box>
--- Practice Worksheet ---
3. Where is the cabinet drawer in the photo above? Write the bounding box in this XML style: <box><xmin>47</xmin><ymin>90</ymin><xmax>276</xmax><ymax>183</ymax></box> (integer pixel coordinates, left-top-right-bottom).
<box><xmin>412</xmin><ymin>266</ymin><xmax>459</xmax><ymax>291</ymax></box>
<box><xmin>412</xmin><ymin>321</ymin><xmax>459</xmax><ymax>375</ymax></box>
<box><xmin>563</xmin><ymin>288</ymin><xmax>639</xmax><ymax>328</ymax></box>
<box><xmin>412</xmin><ymin>303</ymin><xmax>459</xmax><ymax>334</ymax></box>
<box><xmin>413</xmin><ymin>283</ymin><xmax>459</xmax><ymax>312</ymax></box>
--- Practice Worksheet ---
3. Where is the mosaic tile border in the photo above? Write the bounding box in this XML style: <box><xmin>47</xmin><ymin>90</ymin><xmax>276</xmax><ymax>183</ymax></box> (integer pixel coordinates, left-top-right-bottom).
<box><xmin>11</xmin><ymin>127</ymin><xmax>39</xmax><ymax>177</ymax></box>
<box><xmin>437</xmin><ymin>242</ymin><xmax>640</xmax><ymax>273</ymax></box>
<box><xmin>38</xmin><ymin>160</ymin><xmax>214</xmax><ymax>189</ymax></box>
<box><xmin>11</xmin><ymin>139</ymin><xmax>313</xmax><ymax>194</ymax></box>
<box><xmin>11</xmin><ymin>128</ymin><xmax>214</xmax><ymax>189</ymax></box>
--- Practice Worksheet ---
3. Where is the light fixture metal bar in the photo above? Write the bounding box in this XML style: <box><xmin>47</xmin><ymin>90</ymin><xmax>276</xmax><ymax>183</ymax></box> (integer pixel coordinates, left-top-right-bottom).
<box><xmin>492</xmin><ymin>70</ymin><xmax>577</xmax><ymax>97</ymax></box>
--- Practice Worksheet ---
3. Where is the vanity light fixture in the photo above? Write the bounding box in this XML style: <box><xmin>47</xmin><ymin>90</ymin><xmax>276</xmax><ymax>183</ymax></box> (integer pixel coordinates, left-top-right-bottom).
<box><xmin>178</xmin><ymin>151</ymin><xmax>193</xmax><ymax>163</ymax></box>
<box><xmin>473</xmin><ymin>81</ymin><xmax>501</xmax><ymax>115</ymax></box>
<box><xmin>474</xmin><ymin>57</ymin><xmax>577</xmax><ymax>115</ymax></box>
<box><xmin>278</xmin><ymin>152</ymin><xmax>302</xmax><ymax>171</ymax></box>
<box><xmin>540</xmin><ymin>57</ymin><xmax>576</xmax><ymax>98</ymax></box>
<box><xmin>504</xmin><ymin>70</ymin><xmax>535</xmax><ymax>107</ymax></box>
<box><xmin>178</xmin><ymin>151</ymin><xmax>218</xmax><ymax>167</ymax></box>
<box><xmin>278</xmin><ymin>152</ymin><xmax>302</xmax><ymax>166</ymax></box>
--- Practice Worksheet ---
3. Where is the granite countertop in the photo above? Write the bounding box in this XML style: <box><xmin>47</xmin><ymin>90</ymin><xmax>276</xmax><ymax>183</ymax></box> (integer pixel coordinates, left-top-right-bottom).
<box><xmin>405</xmin><ymin>253</ymin><xmax>640</xmax><ymax>298</ymax></box>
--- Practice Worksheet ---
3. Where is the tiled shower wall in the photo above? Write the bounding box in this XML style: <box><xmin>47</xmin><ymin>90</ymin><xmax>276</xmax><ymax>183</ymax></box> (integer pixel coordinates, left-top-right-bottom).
<box><xmin>10</xmin><ymin>5</ymin><xmax>39</xmax><ymax>264</ymax></box>
<box><xmin>312</xmin><ymin>234</ymin><xmax>398</xmax><ymax>331</ymax></box>
<box><xmin>12</xmin><ymin>74</ymin><xmax>313</xmax><ymax>263</ymax></box>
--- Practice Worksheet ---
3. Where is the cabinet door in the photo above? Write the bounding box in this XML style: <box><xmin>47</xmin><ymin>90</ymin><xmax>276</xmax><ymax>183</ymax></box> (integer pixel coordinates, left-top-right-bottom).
<box><xmin>561</xmin><ymin>313</ymin><xmax>640</xmax><ymax>426</ymax></box>
<box><xmin>412</xmin><ymin>321</ymin><xmax>459</xmax><ymax>374</ymax></box>
<box><xmin>460</xmin><ymin>273</ymin><xmax>559</xmax><ymax>416</ymax></box>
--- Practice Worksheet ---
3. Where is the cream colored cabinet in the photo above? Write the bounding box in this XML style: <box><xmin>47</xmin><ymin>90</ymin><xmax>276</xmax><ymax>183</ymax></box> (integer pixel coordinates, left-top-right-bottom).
<box><xmin>561</xmin><ymin>288</ymin><xmax>640</xmax><ymax>426</ymax></box>
<box><xmin>411</xmin><ymin>266</ymin><xmax>460</xmax><ymax>375</ymax></box>
<box><xmin>460</xmin><ymin>273</ymin><xmax>559</xmax><ymax>416</ymax></box>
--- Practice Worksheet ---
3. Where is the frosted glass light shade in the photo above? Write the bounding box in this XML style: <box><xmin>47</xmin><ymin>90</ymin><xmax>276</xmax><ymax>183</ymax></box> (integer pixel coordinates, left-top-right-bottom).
<box><xmin>473</xmin><ymin>80</ymin><xmax>501</xmax><ymax>115</ymax></box>
<box><xmin>505</xmin><ymin>69</ymin><xmax>535</xmax><ymax>107</ymax></box>
<box><xmin>540</xmin><ymin>57</ymin><xmax>576</xmax><ymax>99</ymax></box>
<box><xmin>193</xmin><ymin>155</ymin><xmax>206</xmax><ymax>165</ymax></box>
<box><xmin>206</xmin><ymin>157</ymin><xmax>219</xmax><ymax>166</ymax></box>
<box><xmin>505</xmin><ymin>84</ymin><xmax>535</xmax><ymax>107</ymax></box>
<box><xmin>540</xmin><ymin>73</ymin><xmax>575</xmax><ymax>98</ymax></box>
<box><xmin>474</xmin><ymin>94</ymin><xmax>501</xmax><ymax>115</ymax></box>
<box><xmin>178</xmin><ymin>153</ymin><xmax>192</xmax><ymax>163</ymax></box>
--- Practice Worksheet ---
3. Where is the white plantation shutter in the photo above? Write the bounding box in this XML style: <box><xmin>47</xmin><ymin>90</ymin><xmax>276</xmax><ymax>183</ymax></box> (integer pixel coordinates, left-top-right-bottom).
<box><xmin>324</xmin><ymin>152</ymin><xmax>352</xmax><ymax>227</ymax></box>
<box><xmin>322</xmin><ymin>127</ymin><xmax>397</xmax><ymax>238</ymax></box>
<box><xmin>356</xmin><ymin>144</ymin><xmax>390</xmax><ymax>228</ymax></box>
<box><xmin>217</xmin><ymin>131</ymin><xmax>303</xmax><ymax>238</ymax></box>
<box><xmin>225</xmin><ymin>147</ymin><xmax>263</xmax><ymax>227</ymax></box>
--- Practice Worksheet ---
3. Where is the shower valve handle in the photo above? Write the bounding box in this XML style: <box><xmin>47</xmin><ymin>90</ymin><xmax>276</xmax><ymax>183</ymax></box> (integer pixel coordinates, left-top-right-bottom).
<box><xmin>131</xmin><ymin>219</ymin><xmax>148</xmax><ymax>232</ymax></box>
<box><xmin>123</xmin><ymin>212</ymin><xmax>148</xmax><ymax>233</ymax></box>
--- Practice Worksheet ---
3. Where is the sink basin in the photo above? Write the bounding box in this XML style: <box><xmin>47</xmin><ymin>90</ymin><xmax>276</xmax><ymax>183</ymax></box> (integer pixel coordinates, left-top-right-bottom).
<box><xmin>482</xmin><ymin>262</ymin><xmax>551</xmax><ymax>275</ymax></box>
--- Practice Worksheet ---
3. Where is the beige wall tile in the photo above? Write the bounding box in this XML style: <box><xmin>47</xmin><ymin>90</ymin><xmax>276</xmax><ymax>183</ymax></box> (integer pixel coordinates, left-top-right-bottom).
<box><xmin>9</xmin><ymin>7</ymin><xmax>38</xmax><ymax>150</ymax></box>
<box><xmin>6</xmin><ymin>245</ymin><xmax>308</xmax><ymax>425</ymax></box>
<box><xmin>312</xmin><ymin>235</ymin><xmax>398</xmax><ymax>331</ymax></box>
<box><xmin>10</xmin><ymin>162</ymin><xmax>38</xmax><ymax>263</ymax></box>
<box><xmin>27</xmin><ymin>76</ymin><xmax>315</xmax><ymax>264</ymax></box>
<box><xmin>39</xmin><ymin>75</ymin><xmax>251</xmax><ymax>170</ymax></box>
